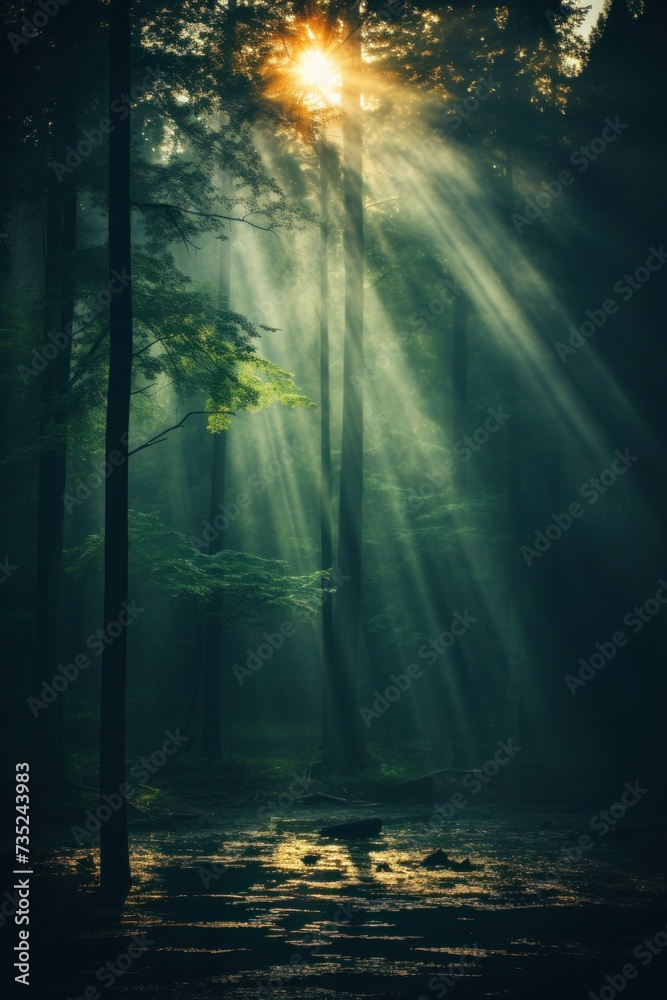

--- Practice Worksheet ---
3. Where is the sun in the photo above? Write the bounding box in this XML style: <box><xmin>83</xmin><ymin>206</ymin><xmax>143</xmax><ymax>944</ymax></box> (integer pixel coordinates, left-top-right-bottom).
<box><xmin>294</xmin><ymin>48</ymin><xmax>339</xmax><ymax>93</ymax></box>
<box><xmin>263</xmin><ymin>22</ymin><xmax>342</xmax><ymax>114</ymax></box>
<box><xmin>290</xmin><ymin>44</ymin><xmax>341</xmax><ymax>108</ymax></box>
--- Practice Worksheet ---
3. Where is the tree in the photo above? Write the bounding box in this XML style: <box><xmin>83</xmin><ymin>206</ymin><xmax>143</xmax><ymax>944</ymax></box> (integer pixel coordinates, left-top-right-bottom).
<box><xmin>318</xmin><ymin>136</ymin><xmax>336</xmax><ymax>752</ymax></box>
<box><xmin>100</xmin><ymin>0</ymin><xmax>133</xmax><ymax>888</ymax></box>
<box><xmin>330</xmin><ymin>12</ymin><xmax>368</xmax><ymax>771</ymax></box>
<box><xmin>23</xmin><ymin>0</ymin><xmax>98</xmax><ymax>786</ymax></box>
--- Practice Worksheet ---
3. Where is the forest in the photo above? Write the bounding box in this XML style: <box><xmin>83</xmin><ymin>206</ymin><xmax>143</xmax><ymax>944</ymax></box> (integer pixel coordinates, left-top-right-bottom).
<box><xmin>1</xmin><ymin>0</ymin><xmax>666</xmax><ymax>997</ymax></box>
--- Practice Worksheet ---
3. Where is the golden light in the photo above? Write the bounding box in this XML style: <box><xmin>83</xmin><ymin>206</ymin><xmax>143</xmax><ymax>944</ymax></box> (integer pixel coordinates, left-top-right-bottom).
<box><xmin>263</xmin><ymin>20</ymin><xmax>342</xmax><ymax>119</ymax></box>
<box><xmin>295</xmin><ymin>48</ymin><xmax>337</xmax><ymax>91</ymax></box>
<box><xmin>292</xmin><ymin>45</ymin><xmax>341</xmax><ymax>107</ymax></box>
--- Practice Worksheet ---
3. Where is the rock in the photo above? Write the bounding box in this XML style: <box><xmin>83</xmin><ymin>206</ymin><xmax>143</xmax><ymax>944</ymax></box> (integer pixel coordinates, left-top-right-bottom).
<box><xmin>320</xmin><ymin>817</ymin><xmax>383</xmax><ymax>839</ymax></box>
<box><xmin>421</xmin><ymin>849</ymin><xmax>472</xmax><ymax>870</ymax></box>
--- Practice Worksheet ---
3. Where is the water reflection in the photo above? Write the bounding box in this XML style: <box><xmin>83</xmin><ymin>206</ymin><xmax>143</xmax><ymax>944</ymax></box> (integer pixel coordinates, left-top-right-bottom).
<box><xmin>34</xmin><ymin>805</ymin><xmax>666</xmax><ymax>999</ymax></box>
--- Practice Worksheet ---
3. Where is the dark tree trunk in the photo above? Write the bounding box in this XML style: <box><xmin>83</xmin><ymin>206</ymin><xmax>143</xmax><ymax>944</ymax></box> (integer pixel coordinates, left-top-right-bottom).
<box><xmin>31</xmin><ymin>16</ymin><xmax>87</xmax><ymax>784</ymax></box>
<box><xmin>452</xmin><ymin>290</ymin><xmax>468</xmax><ymax>495</ymax></box>
<box><xmin>202</xmin><ymin>426</ymin><xmax>227</xmax><ymax>758</ymax></box>
<box><xmin>100</xmin><ymin>0</ymin><xmax>133</xmax><ymax>889</ymax></box>
<box><xmin>32</xmin><ymin>175</ymin><xmax>65</xmax><ymax>781</ymax></box>
<box><xmin>200</xmin><ymin>0</ymin><xmax>236</xmax><ymax>760</ymax></box>
<box><xmin>501</xmin><ymin>25</ymin><xmax>523</xmax><ymax>740</ymax></box>
<box><xmin>201</xmin><ymin>215</ymin><xmax>231</xmax><ymax>758</ymax></box>
<box><xmin>318</xmin><ymin>138</ymin><xmax>335</xmax><ymax>751</ymax></box>
<box><xmin>331</xmin><ymin>23</ymin><xmax>366</xmax><ymax>771</ymax></box>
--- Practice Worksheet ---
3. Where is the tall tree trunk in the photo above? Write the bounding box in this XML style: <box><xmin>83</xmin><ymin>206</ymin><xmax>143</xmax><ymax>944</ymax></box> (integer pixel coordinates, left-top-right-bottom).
<box><xmin>202</xmin><ymin>432</ymin><xmax>227</xmax><ymax>756</ymax></box>
<box><xmin>452</xmin><ymin>290</ymin><xmax>468</xmax><ymax>495</ymax></box>
<box><xmin>31</xmin><ymin>177</ymin><xmax>64</xmax><ymax>780</ymax></box>
<box><xmin>31</xmin><ymin>24</ymin><xmax>86</xmax><ymax>785</ymax></box>
<box><xmin>100</xmin><ymin>0</ymin><xmax>133</xmax><ymax>888</ymax></box>
<box><xmin>501</xmin><ymin>22</ymin><xmax>523</xmax><ymax>742</ymax></box>
<box><xmin>318</xmin><ymin>138</ymin><xmax>335</xmax><ymax>751</ymax></box>
<box><xmin>200</xmin><ymin>0</ymin><xmax>237</xmax><ymax>759</ymax></box>
<box><xmin>202</xmin><ymin>219</ymin><xmax>231</xmax><ymax>758</ymax></box>
<box><xmin>330</xmin><ymin>22</ymin><xmax>366</xmax><ymax>771</ymax></box>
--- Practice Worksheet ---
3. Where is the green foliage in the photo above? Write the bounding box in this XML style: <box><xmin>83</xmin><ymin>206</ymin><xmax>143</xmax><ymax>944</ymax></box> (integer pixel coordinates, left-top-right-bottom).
<box><xmin>207</xmin><ymin>354</ymin><xmax>315</xmax><ymax>432</ymax></box>
<box><xmin>66</xmin><ymin>511</ymin><xmax>321</xmax><ymax>626</ymax></box>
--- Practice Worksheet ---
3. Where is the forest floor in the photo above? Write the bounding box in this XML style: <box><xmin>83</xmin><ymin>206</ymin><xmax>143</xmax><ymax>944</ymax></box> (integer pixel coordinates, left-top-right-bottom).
<box><xmin>12</xmin><ymin>754</ymin><xmax>667</xmax><ymax>1000</ymax></box>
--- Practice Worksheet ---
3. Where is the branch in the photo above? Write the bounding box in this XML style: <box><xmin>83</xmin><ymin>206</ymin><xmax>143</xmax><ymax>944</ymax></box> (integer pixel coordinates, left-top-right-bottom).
<box><xmin>128</xmin><ymin>410</ymin><xmax>230</xmax><ymax>457</ymax></box>
<box><xmin>205</xmin><ymin>595</ymin><xmax>271</xmax><ymax>627</ymax></box>
<box><xmin>132</xmin><ymin>338</ymin><xmax>163</xmax><ymax>357</ymax></box>
<box><xmin>130</xmin><ymin>201</ymin><xmax>279</xmax><ymax>236</ymax></box>
<box><xmin>68</xmin><ymin>328</ymin><xmax>109</xmax><ymax>387</ymax></box>
<box><xmin>131</xmin><ymin>382</ymin><xmax>159</xmax><ymax>396</ymax></box>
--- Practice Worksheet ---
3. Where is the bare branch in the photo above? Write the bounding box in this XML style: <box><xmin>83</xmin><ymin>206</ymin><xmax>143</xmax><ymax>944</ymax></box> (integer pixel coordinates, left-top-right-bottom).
<box><xmin>128</xmin><ymin>409</ymin><xmax>230</xmax><ymax>458</ymax></box>
<box><xmin>130</xmin><ymin>200</ymin><xmax>279</xmax><ymax>236</ymax></box>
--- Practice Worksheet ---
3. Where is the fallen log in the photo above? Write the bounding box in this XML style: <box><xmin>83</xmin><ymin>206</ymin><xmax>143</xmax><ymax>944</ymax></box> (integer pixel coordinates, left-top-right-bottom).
<box><xmin>320</xmin><ymin>817</ymin><xmax>383</xmax><ymax>839</ymax></box>
<box><xmin>296</xmin><ymin>792</ymin><xmax>348</xmax><ymax>805</ymax></box>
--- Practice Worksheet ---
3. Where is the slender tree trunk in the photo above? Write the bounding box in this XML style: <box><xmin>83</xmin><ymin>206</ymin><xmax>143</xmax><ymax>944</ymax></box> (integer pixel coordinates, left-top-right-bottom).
<box><xmin>200</xmin><ymin>0</ymin><xmax>236</xmax><ymax>759</ymax></box>
<box><xmin>502</xmin><ymin>33</ymin><xmax>523</xmax><ymax>741</ymax></box>
<box><xmin>318</xmin><ymin>138</ymin><xmax>335</xmax><ymax>751</ymax></box>
<box><xmin>202</xmin><ymin>219</ymin><xmax>231</xmax><ymax>758</ymax></box>
<box><xmin>202</xmin><ymin>429</ymin><xmax>227</xmax><ymax>757</ymax></box>
<box><xmin>506</xmin><ymin>385</ymin><xmax>522</xmax><ymax>737</ymax></box>
<box><xmin>31</xmin><ymin>177</ymin><xmax>64</xmax><ymax>779</ymax></box>
<box><xmin>100</xmin><ymin>0</ymin><xmax>132</xmax><ymax>888</ymax></box>
<box><xmin>31</xmin><ymin>36</ymin><xmax>84</xmax><ymax>784</ymax></box>
<box><xmin>331</xmin><ymin>22</ymin><xmax>366</xmax><ymax>771</ymax></box>
<box><xmin>452</xmin><ymin>290</ymin><xmax>468</xmax><ymax>495</ymax></box>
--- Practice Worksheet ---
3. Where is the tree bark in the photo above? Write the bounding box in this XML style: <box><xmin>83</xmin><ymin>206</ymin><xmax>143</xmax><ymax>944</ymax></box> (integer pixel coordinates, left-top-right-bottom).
<box><xmin>100</xmin><ymin>0</ymin><xmax>133</xmax><ymax>889</ymax></box>
<box><xmin>31</xmin><ymin>13</ymin><xmax>88</xmax><ymax>784</ymax></box>
<box><xmin>200</xmin><ymin>0</ymin><xmax>237</xmax><ymax>760</ymax></box>
<box><xmin>501</xmin><ymin>16</ymin><xmax>523</xmax><ymax>743</ymax></box>
<box><xmin>318</xmin><ymin>137</ymin><xmax>335</xmax><ymax>752</ymax></box>
<box><xmin>331</xmin><ymin>21</ymin><xmax>367</xmax><ymax>771</ymax></box>
<box><xmin>202</xmin><ymin>423</ymin><xmax>227</xmax><ymax>758</ymax></box>
<box><xmin>452</xmin><ymin>290</ymin><xmax>468</xmax><ymax>495</ymax></box>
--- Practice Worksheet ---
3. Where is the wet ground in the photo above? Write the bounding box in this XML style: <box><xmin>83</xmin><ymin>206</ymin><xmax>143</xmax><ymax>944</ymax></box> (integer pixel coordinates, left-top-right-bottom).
<box><xmin>23</xmin><ymin>797</ymin><xmax>667</xmax><ymax>1000</ymax></box>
